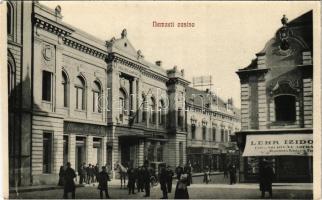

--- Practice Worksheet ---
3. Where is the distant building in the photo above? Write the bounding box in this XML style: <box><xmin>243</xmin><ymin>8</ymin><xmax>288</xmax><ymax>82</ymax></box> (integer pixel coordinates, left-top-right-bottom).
<box><xmin>185</xmin><ymin>87</ymin><xmax>241</xmax><ymax>172</ymax></box>
<box><xmin>236</xmin><ymin>11</ymin><xmax>313</xmax><ymax>182</ymax></box>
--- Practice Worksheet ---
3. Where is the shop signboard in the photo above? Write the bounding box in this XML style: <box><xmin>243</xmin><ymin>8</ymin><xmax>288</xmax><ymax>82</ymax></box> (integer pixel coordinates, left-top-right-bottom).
<box><xmin>243</xmin><ymin>134</ymin><xmax>313</xmax><ymax>156</ymax></box>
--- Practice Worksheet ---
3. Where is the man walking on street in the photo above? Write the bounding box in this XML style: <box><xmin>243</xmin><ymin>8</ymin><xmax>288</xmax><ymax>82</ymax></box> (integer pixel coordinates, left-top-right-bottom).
<box><xmin>175</xmin><ymin>164</ymin><xmax>183</xmax><ymax>180</ymax></box>
<box><xmin>159</xmin><ymin>164</ymin><xmax>168</xmax><ymax>199</ymax></box>
<box><xmin>127</xmin><ymin>165</ymin><xmax>137</xmax><ymax>195</ymax></box>
<box><xmin>63</xmin><ymin>162</ymin><xmax>76</xmax><ymax>199</ymax></box>
<box><xmin>229</xmin><ymin>164</ymin><xmax>237</xmax><ymax>185</ymax></box>
<box><xmin>98</xmin><ymin>166</ymin><xmax>111</xmax><ymax>199</ymax></box>
<box><xmin>166</xmin><ymin>165</ymin><xmax>174</xmax><ymax>193</ymax></box>
<box><xmin>259</xmin><ymin>159</ymin><xmax>274</xmax><ymax>198</ymax></box>
<box><xmin>143</xmin><ymin>160</ymin><xmax>151</xmax><ymax>197</ymax></box>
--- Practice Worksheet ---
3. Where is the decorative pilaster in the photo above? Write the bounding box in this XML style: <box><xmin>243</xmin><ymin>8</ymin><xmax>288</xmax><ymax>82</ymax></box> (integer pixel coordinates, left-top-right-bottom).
<box><xmin>68</xmin><ymin>134</ymin><xmax>76</xmax><ymax>169</ymax></box>
<box><xmin>86</xmin><ymin>136</ymin><xmax>93</xmax><ymax>164</ymax></box>
<box><xmin>101</xmin><ymin>136</ymin><xmax>108</xmax><ymax>166</ymax></box>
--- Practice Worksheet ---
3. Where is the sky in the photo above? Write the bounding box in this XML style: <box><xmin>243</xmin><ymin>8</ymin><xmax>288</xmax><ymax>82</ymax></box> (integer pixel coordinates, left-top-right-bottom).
<box><xmin>42</xmin><ymin>1</ymin><xmax>317</xmax><ymax>108</ymax></box>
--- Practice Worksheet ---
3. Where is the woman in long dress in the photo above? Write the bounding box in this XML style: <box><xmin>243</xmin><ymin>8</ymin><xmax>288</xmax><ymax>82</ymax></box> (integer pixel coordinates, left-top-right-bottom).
<box><xmin>174</xmin><ymin>172</ymin><xmax>189</xmax><ymax>199</ymax></box>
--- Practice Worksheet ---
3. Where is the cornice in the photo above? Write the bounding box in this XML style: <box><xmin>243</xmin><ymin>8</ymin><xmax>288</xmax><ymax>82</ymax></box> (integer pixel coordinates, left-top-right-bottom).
<box><xmin>34</xmin><ymin>13</ymin><xmax>73</xmax><ymax>37</ymax></box>
<box><xmin>63</xmin><ymin>37</ymin><xmax>107</xmax><ymax>60</ymax></box>
<box><xmin>107</xmin><ymin>53</ymin><xmax>169</xmax><ymax>83</ymax></box>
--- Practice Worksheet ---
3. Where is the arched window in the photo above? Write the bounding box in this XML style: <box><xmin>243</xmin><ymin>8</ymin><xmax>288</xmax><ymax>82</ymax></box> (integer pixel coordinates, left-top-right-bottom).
<box><xmin>220</xmin><ymin>128</ymin><xmax>224</xmax><ymax>142</ymax></box>
<box><xmin>75</xmin><ymin>76</ymin><xmax>86</xmax><ymax>110</ymax></box>
<box><xmin>149</xmin><ymin>97</ymin><xmax>156</xmax><ymax>124</ymax></box>
<box><xmin>274</xmin><ymin>95</ymin><xmax>296</xmax><ymax>122</ymax></box>
<box><xmin>212</xmin><ymin>126</ymin><xmax>217</xmax><ymax>142</ymax></box>
<box><xmin>8</xmin><ymin>62</ymin><xmax>15</xmax><ymax>96</ymax></box>
<box><xmin>158</xmin><ymin>100</ymin><xmax>165</xmax><ymax>125</ymax></box>
<box><xmin>62</xmin><ymin>71</ymin><xmax>69</xmax><ymax>107</ymax></box>
<box><xmin>142</xmin><ymin>94</ymin><xmax>147</xmax><ymax>122</ymax></box>
<box><xmin>93</xmin><ymin>81</ymin><xmax>101</xmax><ymax>113</ymax></box>
<box><xmin>119</xmin><ymin>88</ymin><xmax>127</xmax><ymax>121</ymax></box>
<box><xmin>7</xmin><ymin>2</ymin><xmax>13</xmax><ymax>36</ymax></box>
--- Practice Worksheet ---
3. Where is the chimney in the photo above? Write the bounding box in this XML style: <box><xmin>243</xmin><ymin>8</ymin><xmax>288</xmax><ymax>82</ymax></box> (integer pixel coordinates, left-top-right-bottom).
<box><xmin>155</xmin><ymin>60</ymin><xmax>162</xmax><ymax>66</ymax></box>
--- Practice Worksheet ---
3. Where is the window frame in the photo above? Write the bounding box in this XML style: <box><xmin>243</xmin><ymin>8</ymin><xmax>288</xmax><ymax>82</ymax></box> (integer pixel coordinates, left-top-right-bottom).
<box><xmin>42</xmin><ymin>132</ymin><xmax>53</xmax><ymax>174</ymax></box>
<box><xmin>42</xmin><ymin>71</ymin><xmax>52</xmax><ymax>102</ymax></box>
<box><xmin>75</xmin><ymin>76</ymin><xmax>86</xmax><ymax>110</ymax></box>
<box><xmin>274</xmin><ymin>94</ymin><xmax>296</xmax><ymax>123</ymax></box>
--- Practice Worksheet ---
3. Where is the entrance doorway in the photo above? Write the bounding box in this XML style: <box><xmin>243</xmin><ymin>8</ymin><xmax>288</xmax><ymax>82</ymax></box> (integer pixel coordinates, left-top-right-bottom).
<box><xmin>75</xmin><ymin>137</ymin><xmax>86</xmax><ymax>171</ymax></box>
<box><xmin>63</xmin><ymin>135</ymin><xmax>68</xmax><ymax>166</ymax></box>
<box><xmin>93</xmin><ymin>138</ymin><xmax>102</xmax><ymax>166</ymax></box>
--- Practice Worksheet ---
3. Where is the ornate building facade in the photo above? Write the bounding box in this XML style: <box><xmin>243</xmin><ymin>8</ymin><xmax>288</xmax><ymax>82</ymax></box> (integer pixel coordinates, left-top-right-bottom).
<box><xmin>185</xmin><ymin>87</ymin><xmax>240</xmax><ymax>172</ymax></box>
<box><xmin>236</xmin><ymin>11</ymin><xmax>313</xmax><ymax>182</ymax></box>
<box><xmin>7</xmin><ymin>1</ymin><xmax>191</xmax><ymax>186</ymax></box>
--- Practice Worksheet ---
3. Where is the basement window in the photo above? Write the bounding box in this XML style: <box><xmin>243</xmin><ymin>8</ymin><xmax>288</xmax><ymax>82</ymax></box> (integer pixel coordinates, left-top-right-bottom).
<box><xmin>275</xmin><ymin>95</ymin><xmax>296</xmax><ymax>122</ymax></box>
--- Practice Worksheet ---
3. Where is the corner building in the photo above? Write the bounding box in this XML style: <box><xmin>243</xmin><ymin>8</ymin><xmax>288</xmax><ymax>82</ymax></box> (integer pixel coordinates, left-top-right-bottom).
<box><xmin>236</xmin><ymin>11</ymin><xmax>313</xmax><ymax>182</ymax></box>
<box><xmin>7</xmin><ymin>1</ymin><xmax>190</xmax><ymax>186</ymax></box>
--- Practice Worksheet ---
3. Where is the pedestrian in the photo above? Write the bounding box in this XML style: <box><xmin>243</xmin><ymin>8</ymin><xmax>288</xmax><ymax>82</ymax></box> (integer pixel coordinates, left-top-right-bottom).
<box><xmin>184</xmin><ymin>162</ymin><xmax>193</xmax><ymax>186</ymax></box>
<box><xmin>63</xmin><ymin>162</ymin><xmax>76</xmax><ymax>199</ymax></box>
<box><xmin>86</xmin><ymin>164</ymin><xmax>91</xmax><ymax>184</ymax></box>
<box><xmin>98</xmin><ymin>166</ymin><xmax>111</xmax><ymax>199</ymax></box>
<box><xmin>166</xmin><ymin>165</ymin><xmax>174</xmax><ymax>193</ymax></box>
<box><xmin>127</xmin><ymin>165</ymin><xmax>136</xmax><ymax>195</ymax></box>
<box><xmin>94</xmin><ymin>163</ymin><xmax>99</xmax><ymax>182</ymax></box>
<box><xmin>142</xmin><ymin>160</ymin><xmax>151</xmax><ymax>197</ymax></box>
<box><xmin>159</xmin><ymin>164</ymin><xmax>168</xmax><ymax>199</ymax></box>
<box><xmin>174</xmin><ymin>170</ymin><xmax>189</xmax><ymax>199</ymax></box>
<box><xmin>229</xmin><ymin>164</ymin><xmax>237</xmax><ymax>185</ymax></box>
<box><xmin>137</xmin><ymin>166</ymin><xmax>144</xmax><ymax>192</ymax></box>
<box><xmin>259</xmin><ymin>159</ymin><xmax>274</xmax><ymax>198</ymax></box>
<box><xmin>175</xmin><ymin>164</ymin><xmax>183</xmax><ymax>180</ymax></box>
<box><xmin>90</xmin><ymin>165</ymin><xmax>95</xmax><ymax>183</ymax></box>
<box><xmin>203</xmin><ymin>167</ymin><xmax>210</xmax><ymax>184</ymax></box>
<box><xmin>58</xmin><ymin>165</ymin><xmax>65</xmax><ymax>186</ymax></box>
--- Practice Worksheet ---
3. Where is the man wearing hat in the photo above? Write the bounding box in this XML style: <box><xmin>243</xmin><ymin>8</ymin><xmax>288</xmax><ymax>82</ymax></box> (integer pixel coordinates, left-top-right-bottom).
<box><xmin>98</xmin><ymin>166</ymin><xmax>111</xmax><ymax>199</ymax></box>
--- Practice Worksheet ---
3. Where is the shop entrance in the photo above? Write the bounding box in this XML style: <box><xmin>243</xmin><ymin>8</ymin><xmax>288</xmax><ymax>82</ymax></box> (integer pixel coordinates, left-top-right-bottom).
<box><xmin>75</xmin><ymin>137</ymin><xmax>86</xmax><ymax>171</ymax></box>
<box><xmin>92</xmin><ymin>138</ymin><xmax>102</xmax><ymax>166</ymax></box>
<box><xmin>63</xmin><ymin>135</ymin><xmax>68</xmax><ymax>166</ymax></box>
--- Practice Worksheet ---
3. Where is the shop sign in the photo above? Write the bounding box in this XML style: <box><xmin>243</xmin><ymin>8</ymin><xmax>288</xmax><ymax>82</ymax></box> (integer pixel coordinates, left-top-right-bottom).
<box><xmin>243</xmin><ymin>134</ymin><xmax>313</xmax><ymax>157</ymax></box>
<box><xmin>64</xmin><ymin>121</ymin><xmax>107</xmax><ymax>136</ymax></box>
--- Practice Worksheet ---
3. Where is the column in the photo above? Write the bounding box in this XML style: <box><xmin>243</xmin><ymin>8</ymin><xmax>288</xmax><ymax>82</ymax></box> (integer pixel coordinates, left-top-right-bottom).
<box><xmin>101</xmin><ymin>136</ymin><xmax>108</xmax><ymax>167</ymax></box>
<box><xmin>137</xmin><ymin>139</ymin><xmax>144</xmax><ymax>166</ymax></box>
<box><xmin>111</xmin><ymin>128</ymin><xmax>119</xmax><ymax>179</ymax></box>
<box><xmin>53</xmin><ymin>132</ymin><xmax>64</xmax><ymax>174</ymax></box>
<box><xmin>131</xmin><ymin>78</ymin><xmax>137</xmax><ymax>115</ymax></box>
<box><xmin>303</xmin><ymin>78</ymin><xmax>313</xmax><ymax>128</ymax></box>
<box><xmin>68</xmin><ymin>134</ymin><xmax>76</xmax><ymax>169</ymax></box>
<box><xmin>86</xmin><ymin>136</ymin><xmax>93</xmax><ymax>164</ymax></box>
<box><xmin>258</xmin><ymin>81</ymin><xmax>267</xmax><ymax>129</ymax></box>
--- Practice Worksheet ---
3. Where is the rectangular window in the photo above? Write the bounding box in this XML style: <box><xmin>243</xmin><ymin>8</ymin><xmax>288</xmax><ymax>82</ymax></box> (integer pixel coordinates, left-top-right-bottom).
<box><xmin>191</xmin><ymin>124</ymin><xmax>196</xmax><ymax>139</ymax></box>
<box><xmin>42</xmin><ymin>71</ymin><xmax>52</xmax><ymax>101</ymax></box>
<box><xmin>202</xmin><ymin>126</ymin><xmax>207</xmax><ymax>140</ymax></box>
<box><xmin>43</xmin><ymin>132</ymin><xmax>52</xmax><ymax>173</ymax></box>
<box><xmin>212</xmin><ymin>128</ymin><xmax>216</xmax><ymax>141</ymax></box>
<box><xmin>178</xmin><ymin>109</ymin><xmax>183</xmax><ymax>128</ymax></box>
<box><xmin>221</xmin><ymin>129</ymin><xmax>224</xmax><ymax>142</ymax></box>
<box><xmin>119</xmin><ymin>97</ymin><xmax>124</xmax><ymax>121</ymax></box>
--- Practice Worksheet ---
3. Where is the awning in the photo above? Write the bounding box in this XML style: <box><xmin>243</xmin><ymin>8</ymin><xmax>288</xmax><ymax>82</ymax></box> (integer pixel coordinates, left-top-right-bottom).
<box><xmin>243</xmin><ymin>134</ymin><xmax>313</xmax><ymax>157</ymax></box>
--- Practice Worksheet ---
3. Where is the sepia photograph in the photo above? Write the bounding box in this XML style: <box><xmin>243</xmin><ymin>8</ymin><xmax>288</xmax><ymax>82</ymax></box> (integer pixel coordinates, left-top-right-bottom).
<box><xmin>1</xmin><ymin>0</ymin><xmax>320</xmax><ymax>199</ymax></box>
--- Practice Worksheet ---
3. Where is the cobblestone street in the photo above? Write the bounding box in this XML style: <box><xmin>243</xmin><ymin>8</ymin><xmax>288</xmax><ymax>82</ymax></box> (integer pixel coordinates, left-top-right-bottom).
<box><xmin>10</xmin><ymin>182</ymin><xmax>313</xmax><ymax>199</ymax></box>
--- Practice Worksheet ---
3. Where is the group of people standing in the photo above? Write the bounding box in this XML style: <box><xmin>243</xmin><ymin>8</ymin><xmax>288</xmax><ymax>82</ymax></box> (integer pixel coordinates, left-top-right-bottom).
<box><xmin>77</xmin><ymin>163</ymin><xmax>101</xmax><ymax>185</ymax></box>
<box><xmin>58</xmin><ymin>162</ymin><xmax>111</xmax><ymax>199</ymax></box>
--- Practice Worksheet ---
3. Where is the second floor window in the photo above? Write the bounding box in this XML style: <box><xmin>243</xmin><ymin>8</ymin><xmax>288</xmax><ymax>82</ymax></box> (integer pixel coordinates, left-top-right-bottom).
<box><xmin>221</xmin><ymin>128</ymin><xmax>224</xmax><ymax>142</ymax></box>
<box><xmin>75</xmin><ymin>76</ymin><xmax>86</xmax><ymax>110</ymax></box>
<box><xmin>202</xmin><ymin>126</ymin><xmax>207</xmax><ymax>140</ymax></box>
<box><xmin>92</xmin><ymin>81</ymin><xmax>101</xmax><ymax>113</ymax></box>
<box><xmin>149</xmin><ymin>97</ymin><xmax>156</xmax><ymax>124</ymax></box>
<box><xmin>212</xmin><ymin>127</ymin><xmax>216</xmax><ymax>141</ymax></box>
<box><xmin>62</xmin><ymin>71</ymin><xmax>68</xmax><ymax>107</ymax></box>
<box><xmin>42</xmin><ymin>71</ymin><xmax>52</xmax><ymax>101</ymax></box>
<box><xmin>275</xmin><ymin>95</ymin><xmax>296</xmax><ymax>122</ymax></box>
<box><xmin>7</xmin><ymin>2</ymin><xmax>13</xmax><ymax>36</ymax></box>
<box><xmin>191</xmin><ymin>124</ymin><xmax>196</xmax><ymax>139</ymax></box>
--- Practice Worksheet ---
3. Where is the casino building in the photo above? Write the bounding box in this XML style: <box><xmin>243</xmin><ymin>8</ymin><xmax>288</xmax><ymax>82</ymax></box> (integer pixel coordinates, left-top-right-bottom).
<box><xmin>7</xmin><ymin>1</ymin><xmax>189</xmax><ymax>186</ymax></box>
<box><xmin>236</xmin><ymin>11</ymin><xmax>313</xmax><ymax>182</ymax></box>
